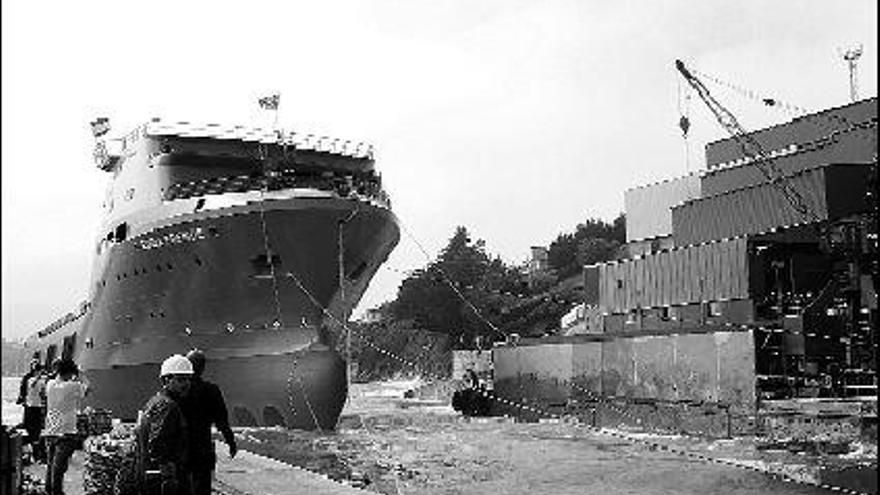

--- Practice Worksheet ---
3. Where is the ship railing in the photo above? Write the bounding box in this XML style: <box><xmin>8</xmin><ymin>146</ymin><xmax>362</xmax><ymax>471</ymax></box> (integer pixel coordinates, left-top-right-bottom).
<box><xmin>163</xmin><ymin>171</ymin><xmax>391</xmax><ymax>208</ymax></box>
<box><xmin>144</xmin><ymin>119</ymin><xmax>375</xmax><ymax>160</ymax></box>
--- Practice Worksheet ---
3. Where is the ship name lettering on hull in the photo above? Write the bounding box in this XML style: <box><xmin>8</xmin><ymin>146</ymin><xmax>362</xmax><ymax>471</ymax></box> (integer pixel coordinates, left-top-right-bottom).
<box><xmin>137</xmin><ymin>226</ymin><xmax>210</xmax><ymax>250</ymax></box>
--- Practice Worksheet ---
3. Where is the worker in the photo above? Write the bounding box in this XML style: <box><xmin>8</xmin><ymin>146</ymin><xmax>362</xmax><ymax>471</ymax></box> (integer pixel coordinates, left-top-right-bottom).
<box><xmin>15</xmin><ymin>358</ymin><xmax>40</xmax><ymax>406</ymax></box>
<box><xmin>179</xmin><ymin>349</ymin><xmax>237</xmax><ymax>495</ymax></box>
<box><xmin>17</xmin><ymin>359</ymin><xmax>47</xmax><ymax>463</ymax></box>
<box><xmin>137</xmin><ymin>354</ymin><xmax>193</xmax><ymax>495</ymax></box>
<box><xmin>42</xmin><ymin>359</ymin><xmax>89</xmax><ymax>495</ymax></box>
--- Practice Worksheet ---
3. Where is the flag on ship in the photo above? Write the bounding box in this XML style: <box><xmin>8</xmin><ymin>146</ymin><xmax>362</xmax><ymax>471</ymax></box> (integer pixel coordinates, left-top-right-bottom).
<box><xmin>258</xmin><ymin>94</ymin><xmax>280</xmax><ymax>110</ymax></box>
<box><xmin>90</xmin><ymin>117</ymin><xmax>110</xmax><ymax>137</ymax></box>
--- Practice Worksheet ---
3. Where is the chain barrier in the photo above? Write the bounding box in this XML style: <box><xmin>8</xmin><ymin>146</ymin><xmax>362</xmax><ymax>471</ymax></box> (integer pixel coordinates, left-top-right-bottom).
<box><xmin>255</xmin><ymin>140</ymin><xmax>326</xmax><ymax>432</ymax></box>
<box><xmin>284</xmin><ymin>266</ymin><xmax>874</xmax><ymax>495</ymax></box>
<box><xmin>233</xmin><ymin>150</ymin><xmax>874</xmax><ymax>493</ymax></box>
<box><xmin>285</xmin><ymin>351</ymin><xmax>323</xmax><ymax>432</ymax></box>
<box><xmin>255</xmin><ymin>143</ymin><xmax>284</xmax><ymax>330</ymax></box>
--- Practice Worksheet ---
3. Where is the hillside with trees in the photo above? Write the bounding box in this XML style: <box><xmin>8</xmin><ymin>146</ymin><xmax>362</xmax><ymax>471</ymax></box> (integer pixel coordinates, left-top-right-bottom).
<box><xmin>547</xmin><ymin>214</ymin><xmax>626</xmax><ymax>279</ymax></box>
<box><xmin>351</xmin><ymin>215</ymin><xmax>624</xmax><ymax>379</ymax></box>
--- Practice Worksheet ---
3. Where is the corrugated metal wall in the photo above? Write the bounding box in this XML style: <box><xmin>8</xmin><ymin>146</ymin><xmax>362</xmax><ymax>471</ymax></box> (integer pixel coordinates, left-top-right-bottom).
<box><xmin>705</xmin><ymin>97</ymin><xmax>877</xmax><ymax>168</ymax></box>
<box><xmin>583</xmin><ymin>265</ymin><xmax>600</xmax><ymax>305</ymax></box>
<box><xmin>624</xmin><ymin>174</ymin><xmax>701</xmax><ymax>242</ymax></box>
<box><xmin>598</xmin><ymin>237</ymin><xmax>749</xmax><ymax>314</ymax></box>
<box><xmin>673</xmin><ymin>164</ymin><xmax>874</xmax><ymax>246</ymax></box>
<box><xmin>701</xmin><ymin>124</ymin><xmax>877</xmax><ymax>196</ymax></box>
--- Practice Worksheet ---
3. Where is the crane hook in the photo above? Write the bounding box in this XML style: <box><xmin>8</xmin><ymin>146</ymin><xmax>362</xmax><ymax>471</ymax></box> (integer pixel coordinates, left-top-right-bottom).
<box><xmin>679</xmin><ymin>115</ymin><xmax>691</xmax><ymax>138</ymax></box>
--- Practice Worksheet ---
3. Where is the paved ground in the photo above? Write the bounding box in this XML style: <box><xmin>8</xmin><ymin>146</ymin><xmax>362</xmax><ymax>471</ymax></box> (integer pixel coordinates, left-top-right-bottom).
<box><xmin>23</xmin><ymin>444</ymin><xmax>370</xmax><ymax>495</ymax></box>
<box><xmin>12</xmin><ymin>380</ymin><xmax>878</xmax><ymax>494</ymax></box>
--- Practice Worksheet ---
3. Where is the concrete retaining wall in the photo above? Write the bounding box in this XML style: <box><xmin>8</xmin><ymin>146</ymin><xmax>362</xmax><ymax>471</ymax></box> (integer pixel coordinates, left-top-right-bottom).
<box><xmin>492</xmin><ymin>330</ymin><xmax>756</xmax><ymax>412</ymax></box>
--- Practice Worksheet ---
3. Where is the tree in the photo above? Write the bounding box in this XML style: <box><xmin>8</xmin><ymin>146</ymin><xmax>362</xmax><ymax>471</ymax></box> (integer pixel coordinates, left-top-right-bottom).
<box><xmin>391</xmin><ymin>227</ymin><xmax>523</xmax><ymax>348</ymax></box>
<box><xmin>548</xmin><ymin>213</ymin><xmax>625</xmax><ymax>278</ymax></box>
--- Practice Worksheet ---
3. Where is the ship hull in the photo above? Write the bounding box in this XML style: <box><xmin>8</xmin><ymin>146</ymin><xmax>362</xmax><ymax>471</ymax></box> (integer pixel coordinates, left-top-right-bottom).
<box><xmin>84</xmin><ymin>348</ymin><xmax>347</xmax><ymax>430</ymax></box>
<box><xmin>70</xmin><ymin>195</ymin><xmax>398</xmax><ymax>429</ymax></box>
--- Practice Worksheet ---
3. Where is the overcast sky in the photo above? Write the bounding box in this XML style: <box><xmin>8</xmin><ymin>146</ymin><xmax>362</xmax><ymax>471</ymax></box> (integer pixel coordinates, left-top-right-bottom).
<box><xmin>2</xmin><ymin>0</ymin><xmax>877</xmax><ymax>341</ymax></box>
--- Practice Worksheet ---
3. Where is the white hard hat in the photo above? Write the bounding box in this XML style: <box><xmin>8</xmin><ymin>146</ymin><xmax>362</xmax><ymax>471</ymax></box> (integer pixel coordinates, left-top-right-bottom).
<box><xmin>160</xmin><ymin>354</ymin><xmax>194</xmax><ymax>377</ymax></box>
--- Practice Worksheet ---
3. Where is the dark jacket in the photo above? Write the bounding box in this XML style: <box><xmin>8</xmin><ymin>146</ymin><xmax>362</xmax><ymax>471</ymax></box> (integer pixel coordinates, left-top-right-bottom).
<box><xmin>140</xmin><ymin>389</ymin><xmax>188</xmax><ymax>469</ymax></box>
<box><xmin>179</xmin><ymin>378</ymin><xmax>235</xmax><ymax>469</ymax></box>
<box><xmin>16</xmin><ymin>370</ymin><xmax>36</xmax><ymax>405</ymax></box>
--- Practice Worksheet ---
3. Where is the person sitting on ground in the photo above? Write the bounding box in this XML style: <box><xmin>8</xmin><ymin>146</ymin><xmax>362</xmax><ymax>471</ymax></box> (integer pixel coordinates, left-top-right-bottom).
<box><xmin>137</xmin><ymin>354</ymin><xmax>193</xmax><ymax>495</ymax></box>
<box><xmin>42</xmin><ymin>359</ymin><xmax>89</xmax><ymax>495</ymax></box>
<box><xmin>179</xmin><ymin>349</ymin><xmax>237</xmax><ymax>495</ymax></box>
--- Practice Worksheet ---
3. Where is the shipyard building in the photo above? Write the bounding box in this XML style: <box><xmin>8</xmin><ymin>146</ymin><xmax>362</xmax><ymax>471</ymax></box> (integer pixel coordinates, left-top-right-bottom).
<box><xmin>493</xmin><ymin>97</ymin><xmax>877</xmax><ymax>413</ymax></box>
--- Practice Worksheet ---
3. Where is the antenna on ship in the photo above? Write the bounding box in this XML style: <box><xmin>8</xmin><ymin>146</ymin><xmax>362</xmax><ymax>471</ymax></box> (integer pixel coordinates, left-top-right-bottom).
<box><xmin>838</xmin><ymin>44</ymin><xmax>863</xmax><ymax>102</ymax></box>
<box><xmin>90</xmin><ymin>117</ymin><xmax>114</xmax><ymax>171</ymax></box>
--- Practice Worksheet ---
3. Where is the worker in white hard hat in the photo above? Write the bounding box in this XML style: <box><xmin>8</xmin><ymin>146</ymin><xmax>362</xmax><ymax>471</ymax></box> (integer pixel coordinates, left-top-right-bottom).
<box><xmin>180</xmin><ymin>349</ymin><xmax>237</xmax><ymax>495</ymax></box>
<box><xmin>135</xmin><ymin>354</ymin><xmax>194</xmax><ymax>495</ymax></box>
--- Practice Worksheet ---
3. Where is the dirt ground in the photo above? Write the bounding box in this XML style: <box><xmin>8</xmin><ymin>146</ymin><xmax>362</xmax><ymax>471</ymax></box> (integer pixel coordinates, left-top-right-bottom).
<box><xmin>232</xmin><ymin>381</ymin><xmax>877</xmax><ymax>495</ymax></box>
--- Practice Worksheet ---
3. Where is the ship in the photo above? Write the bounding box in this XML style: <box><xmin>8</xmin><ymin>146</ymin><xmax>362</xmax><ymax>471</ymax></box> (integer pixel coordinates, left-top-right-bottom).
<box><xmin>22</xmin><ymin>118</ymin><xmax>400</xmax><ymax>430</ymax></box>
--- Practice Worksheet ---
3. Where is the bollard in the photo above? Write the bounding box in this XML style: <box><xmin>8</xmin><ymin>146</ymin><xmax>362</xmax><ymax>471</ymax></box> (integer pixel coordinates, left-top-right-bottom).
<box><xmin>672</xmin><ymin>405</ymin><xmax>682</xmax><ymax>433</ymax></box>
<box><xmin>725</xmin><ymin>405</ymin><xmax>732</xmax><ymax>439</ymax></box>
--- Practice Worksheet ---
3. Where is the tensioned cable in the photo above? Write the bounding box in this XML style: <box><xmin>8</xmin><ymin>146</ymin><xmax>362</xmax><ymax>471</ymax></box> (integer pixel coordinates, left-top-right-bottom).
<box><xmin>256</xmin><ymin>136</ymin><xmax>322</xmax><ymax>430</ymax></box>
<box><xmin>395</xmin><ymin>220</ymin><xmax>511</xmax><ymax>340</ymax></box>
<box><xmin>256</xmin><ymin>142</ymin><xmax>284</xmax><ymax>329</ymax></box>
<box><xmin>284</xmin><ymin>266</ymin><xmax>874</xmax><ymax>495</ymax></box>
<box><xmin>688</xmin><ymin>63</ymin><xmax>863</xmax><ymax>131</ymax></box>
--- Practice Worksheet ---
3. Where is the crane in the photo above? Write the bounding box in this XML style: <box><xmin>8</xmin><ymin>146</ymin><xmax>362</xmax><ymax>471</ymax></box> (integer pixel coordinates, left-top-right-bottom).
<box><xmin>674</xmin><ymin>59</ymin><xmax>819</xmax><ymax>223</ymax></box>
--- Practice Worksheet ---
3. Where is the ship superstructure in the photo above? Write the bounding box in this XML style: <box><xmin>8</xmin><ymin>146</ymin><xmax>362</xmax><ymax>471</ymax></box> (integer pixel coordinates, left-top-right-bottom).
<box><xmin>24</xmin><ymin>118</ymin><xmax>400</xmax><ymax>429</ymax></box>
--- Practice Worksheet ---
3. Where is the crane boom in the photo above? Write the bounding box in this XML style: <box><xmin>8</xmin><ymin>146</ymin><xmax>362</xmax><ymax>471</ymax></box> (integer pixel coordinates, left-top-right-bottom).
<box><xmin>674</xmin><ymin>60</ymin><xmax>818</xmax><ymax>222</ymax></box>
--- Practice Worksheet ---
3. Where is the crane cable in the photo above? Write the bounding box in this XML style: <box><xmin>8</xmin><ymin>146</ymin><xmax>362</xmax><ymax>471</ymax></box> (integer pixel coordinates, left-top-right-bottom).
<box><xmin>675</xmin><ymin>59</ymin><xmax>821</xmax><ymax>224</ymax></box>
<box><xmin>677</xmin><ymin>78</ymin><xmax>692</xmax><ymax>173</ymax></box>
<box><xmin>689</xmin><ymin>66</ymin><xmax>810</xmax><ymax>118</ymax></box>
